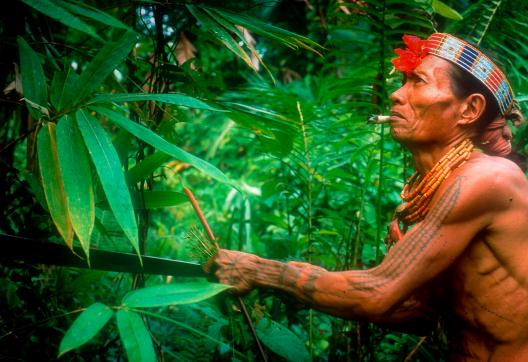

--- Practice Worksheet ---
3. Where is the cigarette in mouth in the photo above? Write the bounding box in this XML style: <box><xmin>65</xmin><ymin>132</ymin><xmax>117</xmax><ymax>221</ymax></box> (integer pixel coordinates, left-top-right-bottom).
<box><xmin>368</xmin><ymin>115</ymin><xmax>391</xmax><ymax>124</ymax></box>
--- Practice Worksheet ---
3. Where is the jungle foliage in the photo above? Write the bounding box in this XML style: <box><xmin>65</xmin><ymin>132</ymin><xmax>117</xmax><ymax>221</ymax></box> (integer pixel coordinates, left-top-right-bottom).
<box><xmin>1</xmin><ymin>0</ymin><xmax>528</xmax><ymax>361</ymax></box>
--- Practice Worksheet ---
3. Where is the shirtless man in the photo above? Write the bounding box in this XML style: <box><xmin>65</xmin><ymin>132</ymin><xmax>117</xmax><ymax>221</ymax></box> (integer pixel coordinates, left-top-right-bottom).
<box><xmin>213</xmin><ymin>33</ymin><xmax>528</xmax><ymax>361</ymax></box>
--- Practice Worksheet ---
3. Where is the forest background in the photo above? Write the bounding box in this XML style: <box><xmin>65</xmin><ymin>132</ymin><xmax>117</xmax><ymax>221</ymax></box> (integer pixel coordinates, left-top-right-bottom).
<box><xmin>1</xmin><ymin>0</ymin><xmax>528</xmax><ymax>361</ymax></box>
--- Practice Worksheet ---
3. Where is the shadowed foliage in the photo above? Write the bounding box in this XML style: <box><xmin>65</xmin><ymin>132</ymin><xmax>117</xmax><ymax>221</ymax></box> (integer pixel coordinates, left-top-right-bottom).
<box><xmin>1</xmin><ymin>0</ymin><xmax>527</xmax><ymax>360</ymax></box>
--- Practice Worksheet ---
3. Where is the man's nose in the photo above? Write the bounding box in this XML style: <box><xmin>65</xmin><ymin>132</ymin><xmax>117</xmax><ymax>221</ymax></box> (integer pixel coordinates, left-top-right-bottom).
<box><xmin>390</xmin><ymin>85</ymin><xmax>405</xmax><ymax>105</ymax></box>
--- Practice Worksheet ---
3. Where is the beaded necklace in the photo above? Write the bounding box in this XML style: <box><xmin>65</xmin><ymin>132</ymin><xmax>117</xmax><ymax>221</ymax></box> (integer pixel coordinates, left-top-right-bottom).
<box><xmin>386</xmin><ymin>139</ymin><xmax>474</xmax><ymax>247</ymax></box>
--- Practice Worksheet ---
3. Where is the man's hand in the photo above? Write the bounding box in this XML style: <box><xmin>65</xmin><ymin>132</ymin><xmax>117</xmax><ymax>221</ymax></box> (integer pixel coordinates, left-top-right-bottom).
<box><xmin>214</xmin><ymin>249</ymin><xmax>260</xmax><ymax>293</ymax></box>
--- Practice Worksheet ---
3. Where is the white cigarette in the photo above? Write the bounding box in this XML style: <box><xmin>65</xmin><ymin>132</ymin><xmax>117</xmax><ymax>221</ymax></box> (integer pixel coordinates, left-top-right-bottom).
<box><xmin>368</xmin><ymin>115</ymin><xmax>391</xmax><ymax>124</ymax></box>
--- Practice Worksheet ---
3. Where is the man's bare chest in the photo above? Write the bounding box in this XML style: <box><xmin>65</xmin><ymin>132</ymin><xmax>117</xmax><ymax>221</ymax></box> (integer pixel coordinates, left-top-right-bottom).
<box><xmin>446</xmin><ymin>240</ymin><xmax>528</xmax><ymax>343</ymax></box>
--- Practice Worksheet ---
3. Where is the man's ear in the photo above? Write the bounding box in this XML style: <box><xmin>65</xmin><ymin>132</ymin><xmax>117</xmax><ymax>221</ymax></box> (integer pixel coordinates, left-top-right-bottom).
<box><xmin>458</xmin><ymin>93</ymin><xmax>486</xmax><ymax>126</ymax></box>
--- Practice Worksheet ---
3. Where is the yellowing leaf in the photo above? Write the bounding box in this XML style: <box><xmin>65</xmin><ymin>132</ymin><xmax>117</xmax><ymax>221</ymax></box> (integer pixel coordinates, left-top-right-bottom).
<box><xmin>37</xmin><ymin>123</ymin><xmax>74</xmax><ymax>248</ymax></box>
<box><xmin>57</xmin><ymin>116</ymin><xmax>95</xmax><ymax>262</ymax></box>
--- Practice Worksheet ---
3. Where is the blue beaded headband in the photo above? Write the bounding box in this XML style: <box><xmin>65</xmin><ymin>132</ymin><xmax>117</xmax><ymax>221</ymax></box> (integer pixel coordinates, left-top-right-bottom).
<box><xmin>425</xmin><ymin>33</ymin><xmax>514</xmax><ymax>115</ymax></box>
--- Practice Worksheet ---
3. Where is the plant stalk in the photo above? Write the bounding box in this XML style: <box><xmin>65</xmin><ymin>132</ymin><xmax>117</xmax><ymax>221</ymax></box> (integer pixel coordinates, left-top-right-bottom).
<box><xmin>183</xmin><ymin>186</ymin><xmax>268</xmax><ymax>362</ymax></box>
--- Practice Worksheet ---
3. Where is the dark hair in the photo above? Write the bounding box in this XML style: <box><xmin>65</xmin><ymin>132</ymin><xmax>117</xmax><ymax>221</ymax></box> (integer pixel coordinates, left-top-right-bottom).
<box><xmin>446</xmin><ymin>63</ymin><xmax>500</xmax><ymax>130</ymax></box>
<box><xmin>447</xmin><ymin>60</ymin><xmax>527</xmax><ymax>168</ymax></box>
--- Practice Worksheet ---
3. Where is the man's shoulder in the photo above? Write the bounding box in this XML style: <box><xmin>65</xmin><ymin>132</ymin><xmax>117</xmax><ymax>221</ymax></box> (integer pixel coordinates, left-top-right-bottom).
<box><xmin>462</xmin><ymin>153</ymin><xmax>526</xmax><ymax>185</ymax></box>
<box><xmin>453</xmin><ymin>153</ymin><xmax>528</xmax><ymax>211</ymax></box>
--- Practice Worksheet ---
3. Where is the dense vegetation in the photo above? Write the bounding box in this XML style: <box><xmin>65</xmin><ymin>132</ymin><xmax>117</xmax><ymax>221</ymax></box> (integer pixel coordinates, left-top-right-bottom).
<box><xmin>1</xmin><ymin>0</ymin><xmax>527</xmax><ymax>360</ymax></box>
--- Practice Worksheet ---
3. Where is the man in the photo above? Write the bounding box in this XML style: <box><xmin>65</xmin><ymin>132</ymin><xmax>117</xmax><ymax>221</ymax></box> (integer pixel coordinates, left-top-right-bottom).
<box><xmin>213</xmin><ymin>33</ymin><xmax>528</xmax><ymax>360</ymax></box>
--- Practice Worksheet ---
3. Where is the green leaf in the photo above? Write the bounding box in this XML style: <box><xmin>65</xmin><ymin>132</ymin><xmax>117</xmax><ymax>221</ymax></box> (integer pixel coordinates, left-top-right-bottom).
<box><xmin>20</xmin><ymin>0</ymin><xmax>103</xmax><ymax>41</ymax></box>
<box><xmin>186</xmin><ymin>5</ymin><xmax>256</xmax><ymax>70</ymax></box>
<box><xmin>37</xmin><ymin>123</ymin><xmax>74</xmax><ymax>248</ymax></box>
<box><xmin>517</xmin><ymin>95</ymin><xmax>528</xmax><ymax>103</ymax></box>
<box><xmin>55</xmin><ymin>0</ymin><xmax>132</xmax><ymax>31</ymax></box>
<box><xmin>122</xmin><ymin>282</ymin><xmax>231</xmax><ymax>308</ymax></box>
<box><xmin>50</xmin><ymin>68</ymin><xmax>79</xmax><ymax>111</ymax></box>
<box><xmin>126</xmin><ymin>151</ymin><xmax>170</xmax><ymax>184</ymax></box>
<box><xmin>88</xmin><ymin>93</ymin><xmax>223</xmax><ymax>111</ymax></box>
<box><xmin>256</xmin><ymin>318</ymin><xmax>311</xmax><ymax>362</ymax></box>
<box><xmin>205</xmin><ymin>6</ymin><xmax>322</xmax><ymax>55</ymax></box>
<box><xmin>17</xmin><ymin>37</ymin><xmax>48</xmax><ymax>119</ymax></box>
<box><xmin>58</xmin><ymin>303</ymin><xmax>113</xmax><ymax>356</ymax></box>
<box><xmin>56</xmin><ymin>115</ymin><xmax>95</xmax><ymax>261</ymax></box>
<box><xmin>143</xmin><ymin>191</ymin><xmax>187</xmax><ymax>209</ymax></box>
<box><xmin>90</xmin><ymin>106</ymin><xmax>231</xmax><ymax>185</ymax></box>
<box><xmin>432</xmin><ymin>0</ymin><xmax>463</xmax><ymax>20</ymax></box>
<box><xmin>70</xmin><ymin>31</ymin><xmax>137</xmax><ymax>106</ymax></box>
<box><xmin>75</xmin><ymin>109</ymin><xmax>140</xmax><ymax>259</ymax></box>
<box><xmin>116</xmin><ymin>310</ymin><xmax>156</xmax><ymax>362</ymax></box>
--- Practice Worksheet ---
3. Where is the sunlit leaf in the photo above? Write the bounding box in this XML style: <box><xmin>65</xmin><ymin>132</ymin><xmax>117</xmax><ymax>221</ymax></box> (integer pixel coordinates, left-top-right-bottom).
<box><xmin>88</xmin><ymin>93</ymin><xmax>222</xmax><ymax>111</ymax></box>
<box><xmin>17</xmin><ymin>36</ymin><xmax>48</xmax><ymax>119</ymax></box>
<box><xmin>256</xmin><ymin>318</ymin><xmax>311</xmax><ymax>362</ymax></box>
<box><xmin>70</xmin><ymin>31</ymin><xmax>137</xmax><ymax>106</ymax></box>
<box><xmin>58</xmin><ymin>303</ymin><xmax>113</xmax><ymax>356</ymax></box>
<box><xmin>75</xmin><ymin>110</ymin><xmax>140</xmax><ymax>259</ymax></box>
<box><xmin>432</xmin><ymin>0</ymin><xmax>463</xmax><ymax>20</ymax></box>
<box><xmin>143</xmin><ymin>191</ymin><xmax>187</xmax><ymax>209</ymax></box>
<box><xmin>37</xmin><ymin>123</ymin><xmax>74</xmax><ymax>248</ymax></box>
<box><xmin>90</xmin><ymin>106</ymin><xmax>231</xmax><ymax>185</ymax></box>
<box><xmin>56</xmin><ymin>115</ymin><xmax>95</xmax><ymax>261</ymax></box>
<box><xmin>116</xmin><ymin>310</ymin><xmax>156</xmax><ymax>362</ymax></box>
<box><xmin>122</xmin><ymin>282</ymin><xmax>231</xmax><ymax>308</ymax></box>
<box><xmin>20</xmin><ymin>0</ymin><xmax>103</xmax><ymax>41</ymax></box>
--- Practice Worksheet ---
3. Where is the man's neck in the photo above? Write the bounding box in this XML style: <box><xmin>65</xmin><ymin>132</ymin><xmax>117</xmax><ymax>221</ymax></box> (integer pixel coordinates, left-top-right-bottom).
<box><xmin>410</xmin><ymin>137</ymin><xmax>470</xmax><ymax>175</ymax></box>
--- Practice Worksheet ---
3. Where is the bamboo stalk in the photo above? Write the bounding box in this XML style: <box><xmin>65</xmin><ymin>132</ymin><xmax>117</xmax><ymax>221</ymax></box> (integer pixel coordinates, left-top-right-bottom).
<box><xmin>183</xmin><ymin>186</ymin><xmax>268</xmax><ymax>362</ymax></box>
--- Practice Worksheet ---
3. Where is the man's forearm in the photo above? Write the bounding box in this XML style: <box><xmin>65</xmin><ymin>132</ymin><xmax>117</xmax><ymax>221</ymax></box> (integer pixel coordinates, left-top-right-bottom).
<box><xmin>253</xmin><ymin>258</ymin><xmax>326</xmax><ymax>305</ymax></box>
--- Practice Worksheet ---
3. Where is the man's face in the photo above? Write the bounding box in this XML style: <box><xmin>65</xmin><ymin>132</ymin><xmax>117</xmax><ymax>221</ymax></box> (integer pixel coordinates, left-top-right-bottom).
<box><xmin>389</xmin><ymin>56</ymin><xmax>465</xmax><ymax>147</ymax></box>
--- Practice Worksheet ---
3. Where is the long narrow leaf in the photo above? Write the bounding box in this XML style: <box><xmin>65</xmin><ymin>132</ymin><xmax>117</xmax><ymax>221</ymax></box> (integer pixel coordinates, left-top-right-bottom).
<box><xmin>122</xmin><ymin>282</ymin><xmax>231</xmax><ymax>308</ymax></box>
<box><xmin>126</xmin><ymin>151</ymin><xmax>170</xmax><ymax>184</ymax></box>
<box><xmin>90</xmin><ymin>106</ymin><xmax>231</xmax><ymax>185</ymax></box>
<box><xmin>20</xmin><ymin>0</ymin><xmax>102</xmax><ymax>41</ymax></box>
<box><xmin>17</xmin><ymin>37</ymin><xmax>48</xmax><ymax>119</ymax></box>
<box><xmin>37</xmin><ymin>123</ymin><xmax>74</xmax><ymax>248</ymax></box>
<box><xmin>205</xmin><ymin>6</ymin><xmax>323</xmax><ymax>55</ymax></box>
<box><xmin>56</xmin><ymin>0</ymin><xmax>132</xmax><ymax>31</ymax></box>
<box><xmin>186</xmin><ymin>5</ymin><xmax>255</xmax><ymax>69</ymax></box>
<box><xmin>87</xmin><ymin>93</ymin><xmax>222</xmax><ymax>111</ymax></box>
<box><xmin>116</xmin><ymin>310</ymin><xmax>156</xmax><ymax>362</ymax></box>
<box><xmin>75</xmin><ymin>109</ymin><xmax>140</xmax><ymax>259</ymax></box>
<box><xmin>56</xmin><ymin>115</ymin><xmax>95</xmax><ymax>261</ymax></box>
<box><xmin>50</xmin><ymin>68</ymin><xmax>80</xmax><ymax>111</ymax></box>
<box><xmin>70</xmin><ymin>31</ymin><xmax>137</xmax><ymax>106</ymax></box>
<box><xmin>143</xmin><ymin>191</ymin><xmax>187</xmax><ymax>209</ymax></box>
<box><xmin>58</xmin><ymin>303</ymin><xmax>113</xmax><ymax>357</ymax></box>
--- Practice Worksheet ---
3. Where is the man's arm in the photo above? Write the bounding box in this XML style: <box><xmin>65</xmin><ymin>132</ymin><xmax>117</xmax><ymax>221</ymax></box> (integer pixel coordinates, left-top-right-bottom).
<box><xmin>215</xmin><ymin>173</ymin><xmax>503</xmax><ymax>320</ymax></box>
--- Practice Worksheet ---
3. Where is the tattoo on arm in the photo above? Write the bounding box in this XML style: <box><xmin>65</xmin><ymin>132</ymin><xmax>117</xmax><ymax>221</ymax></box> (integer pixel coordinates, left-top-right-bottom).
<box><xmin>269</xmin><ymin>177</ymin><xmax>463</xmax><ymax>313</ymax></box>
<box><xmin>351</xmin><ymin>176</ymin><xmax>463</xmax><ymax>291</ymax></box>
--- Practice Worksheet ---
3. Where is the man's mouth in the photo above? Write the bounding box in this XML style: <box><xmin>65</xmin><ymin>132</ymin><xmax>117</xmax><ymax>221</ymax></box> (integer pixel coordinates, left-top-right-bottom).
<box><xmin>390</xmin><ymin>111</ymin><xmax>405</xmax><ymax>121</ymax></box>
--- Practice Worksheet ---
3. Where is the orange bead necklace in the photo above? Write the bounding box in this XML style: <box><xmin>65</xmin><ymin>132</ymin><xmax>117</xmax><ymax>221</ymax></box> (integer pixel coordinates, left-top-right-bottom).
<box><xmin>386</xmin><ymin>139</ymin><xmax>474</xmax><ymax>247</ymax></box>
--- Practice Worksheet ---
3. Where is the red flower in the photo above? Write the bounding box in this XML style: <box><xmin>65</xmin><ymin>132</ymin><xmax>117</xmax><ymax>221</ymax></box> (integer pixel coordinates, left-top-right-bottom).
<box><xmin>391</xmin><ymin>35</ymin><xmax>428</xmax><ymax>74</ymax></box>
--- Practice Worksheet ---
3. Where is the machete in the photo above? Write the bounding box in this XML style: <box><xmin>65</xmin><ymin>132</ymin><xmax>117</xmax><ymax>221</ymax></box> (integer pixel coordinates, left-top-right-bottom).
<box><xmin>0</xmin><ymin>233</ymin><xmax>206</xmax><ymax>277</ymax></box>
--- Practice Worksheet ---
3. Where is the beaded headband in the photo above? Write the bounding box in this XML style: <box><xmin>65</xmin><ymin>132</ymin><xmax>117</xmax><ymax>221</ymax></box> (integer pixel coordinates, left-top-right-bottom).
<box><xmin>391</xmin><ymin>33</ymin><xmax>514</xmax><ymax>115</ymax></box>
